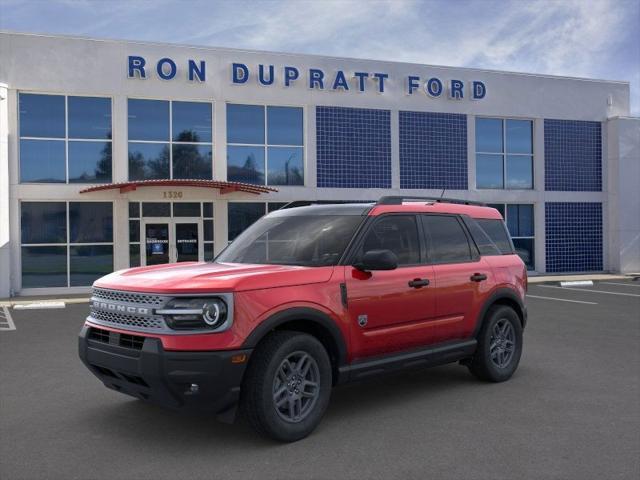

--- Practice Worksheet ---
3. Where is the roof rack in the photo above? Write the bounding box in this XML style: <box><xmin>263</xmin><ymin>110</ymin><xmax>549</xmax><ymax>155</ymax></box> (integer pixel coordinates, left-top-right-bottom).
<box><xmin>280</xmin><ymin>200</ymin><xmax>375</xmax><ymax>209</ymax></box>
<box><xmin>377</xmin><ymin>196</ymin><xmax>487</xmax><ymax>206</ymax></box>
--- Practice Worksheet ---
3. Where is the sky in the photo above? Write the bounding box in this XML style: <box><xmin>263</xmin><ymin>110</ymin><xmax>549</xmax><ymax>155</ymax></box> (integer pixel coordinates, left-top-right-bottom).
<box><xmin>1</xmin><ymin>0</ymin><xmax>639</xmax><ymax>114</ymax></box>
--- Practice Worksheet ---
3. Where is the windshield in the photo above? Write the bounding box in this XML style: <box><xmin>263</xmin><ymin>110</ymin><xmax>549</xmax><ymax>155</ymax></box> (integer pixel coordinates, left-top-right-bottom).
<box><xmin>216</xmin><ymin>214</ymin><xmax>363</xmax><ymax>266</ymax></box>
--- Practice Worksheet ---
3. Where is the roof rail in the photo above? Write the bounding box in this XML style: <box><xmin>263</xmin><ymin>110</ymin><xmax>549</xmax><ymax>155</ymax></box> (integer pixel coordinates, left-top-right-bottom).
<box><xmin>377</xmin><ymin>196</ymin><xmax>487</xmax><ymax>206</ymax></box>
<box><xmin>280</xmin><ymin>200</ymin><xmax>375</xmax><ymax>209</ymax></box>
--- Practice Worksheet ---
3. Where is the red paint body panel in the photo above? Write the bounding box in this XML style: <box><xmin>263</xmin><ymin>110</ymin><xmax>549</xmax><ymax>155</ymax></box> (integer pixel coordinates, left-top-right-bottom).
<box><xmin>88</xmin><ymin>202</ymin><xmax>526</xmax><ymax>364</ymax></box>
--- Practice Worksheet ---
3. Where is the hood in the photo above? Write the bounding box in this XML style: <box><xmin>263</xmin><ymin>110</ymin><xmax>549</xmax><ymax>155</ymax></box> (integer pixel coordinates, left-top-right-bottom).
<box><xmin>93</xmin><ymin>262</ymin><xmax>335</xmax><ymax>294</ymax></box>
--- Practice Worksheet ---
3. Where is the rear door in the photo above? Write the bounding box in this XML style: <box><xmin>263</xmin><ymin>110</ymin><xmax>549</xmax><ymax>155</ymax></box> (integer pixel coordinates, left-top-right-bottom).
<box><xmin>420</xmin><ymin>214</ymin><xmax>493</xmax><ymax>342</ymax></box>
<box><xmin>345</xmin><ymin>214</ymin><xmax>436</xmax><ymax>359</ymax></box>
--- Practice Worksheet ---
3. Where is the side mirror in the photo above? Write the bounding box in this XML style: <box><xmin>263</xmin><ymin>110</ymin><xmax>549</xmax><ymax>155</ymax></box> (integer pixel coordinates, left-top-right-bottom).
<box><xmin>354</xmin><ymin>249</ymin><xmax>398</xmax><ymax>271</ymax></box>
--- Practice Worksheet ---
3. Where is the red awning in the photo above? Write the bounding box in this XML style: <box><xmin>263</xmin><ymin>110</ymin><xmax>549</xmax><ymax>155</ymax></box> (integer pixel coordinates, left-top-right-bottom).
<box><xmin>79</xmin><ymin>179</ymin><xmax>278</xmax><ymax>195</ymax></box>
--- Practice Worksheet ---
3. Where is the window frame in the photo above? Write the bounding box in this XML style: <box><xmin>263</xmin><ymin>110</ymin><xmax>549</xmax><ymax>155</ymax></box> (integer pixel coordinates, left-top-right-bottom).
<box><xmin>475</xmin><ymin>116</ymin><xmax>534</xmax><ymax>190</ymax></box>
<box><xmin>127</xmin><ymin>98</ymin><xmax>214</xmax><ymax>181</ymax></box>
<box><xmin>19</xmin><ymin>200</ymin><xmax>115</xmax><ymax>288</ymax></box>
<box><xmin>226</xmin><ymin>103</ymin><xmax>306</xmax><ymax>186</ymax></box>
<box><xmin>419</xmin><ymin>213</ymin><xmax>480</xmax><ymax>265</ymax></box>
<box><xmin>18</xmin><ymin>92</ymin><xmax>114</xmax><ymax>184</ymax></box>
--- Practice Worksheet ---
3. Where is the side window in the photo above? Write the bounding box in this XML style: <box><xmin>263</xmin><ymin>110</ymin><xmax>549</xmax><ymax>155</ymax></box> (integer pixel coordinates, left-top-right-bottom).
<box><xmin>360</xmin><ymin>215</ymin><xmax>420</xmax><ymax>266</ymax></box>
<box><xmin>476</xmin><ymin>218</ymin><xmax>514</xmax><ymax>254</ymax></box>
<box><xmin>422</xmin><ymin>215</ymin><xmax>473</xmax><ymax>264</ymax></box>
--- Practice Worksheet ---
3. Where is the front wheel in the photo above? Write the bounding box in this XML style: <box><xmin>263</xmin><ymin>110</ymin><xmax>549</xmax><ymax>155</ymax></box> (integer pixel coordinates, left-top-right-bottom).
<box><xmin>468</xmin><ymin>305</ymin><xmax>523</xmax><ymax>382</ymax></box>
<box><xmin>241</xmin><ymin>331</ymin><xmax>332</xmax><ymax>442</ymax></box>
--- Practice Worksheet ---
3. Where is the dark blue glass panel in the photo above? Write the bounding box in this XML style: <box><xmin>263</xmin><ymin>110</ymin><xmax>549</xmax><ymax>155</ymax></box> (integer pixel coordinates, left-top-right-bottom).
<box><xmin>204</xmin><ymin>220</ymin><xmax>214</xmax><ymax>241</ymax></box>
<box><xmin>476</xmin><ymin>154</ymin><xmax>503</xmax><ymax>189</ymax></box>
<box><xmin>204</xmin><ymin>243</ymin><xmax>214</xmax><ymax>262</ymax></box>
<box><xmin>69</xmin><ymin>202</ymin><xmax>113</xmax><ymax>243</ymax></box>
<box><xmin>129</xmin><ymin>202</ymin><xmax>140</xmax><ymax>218</ymax></box>
<box><xmin>203</xmin><ymin>202</ymin><xmax>213</xmax><ymax>218</ymax></box>
<box><xmin>68</xmin><ymin>96</ymin><xmax>112</xmax><ymax>139</ymax></box>
<box><xmin>267</xmin><ymin>106</ymin><xmax>303</xmax><ymax>145</ymax></box>
<box><xmin>21</xmin><ymin>246</ymin><xmax>68</xmax><ymax>288</ymax></box>
<box><xmin>228</xmin><ymin>203</ymin><xmax>265</xmax><ymax>241</ymax></box>
<box><xmin>544</xmin><ymin>119</ymin><xmax>602</xmax><ymax>191</ymax></box>
<box><xmin>268</xmin><ymin>202</ymin><xmax>288</xmax><ymax>212</ymax></box>
<box><xmin>21</xmin><ymin>202</ymin><xmax>66</xmax><ymax>244</ymax></box>
<box><xmin>129</xmin><ymin>220</ymin><xmax>140</xmax><ymax>242</ymax></box>
<box><xmin>267</xmin><ymin>147</ymin><xmax>303</xmax><ymax>185</ymax></box>
<box><xmin>506</xmin><ymin>155</ymin><xmax>533</xmax><ymax>189</ymax></box>
<box><xmin>20</xmin><ymin>139</ymin><xmax>65</xmax><ymax>183</ymax></box>
<box><xmin>172</xmin><ymin>144</ymin><xmax>212</xmax><ymax>179</ymax></box>
<box><xmin>173</xmin><ymin>203</ymin><xmax>201</xmax><ymax>217</ymax></box>
<box><xmin>476</xmin><ymin>118</ymin><xmax>503</xmax><ymax>153</ymax></box>
<box><xmin>545</xmin><ymin>202</ymin><xmax>602</xmax><ymax>272</ymax></box>
<box><xmin>128</xmin><ymin>99</ymin><xmax>169</xmax><ymax>141</ymax></box>
<box><xmin>70</xmin><ymin>245</ymin><xmax>114</xmax><ymax>286</ymax></box>
<box><xmin>227</xmin><ymin>146</ymin><xmax>265</xmax><ymax>184</ymax></box>
<box><xmin>172</xmin><ymin>102</ymin><xmax>212</xmax><ymax>143</ymax></box>
<box><xmin>513</xmin><ymin>238</ymin><xmax>534</xmax><ymax>269</ymax></box>
<box><xmin>227</xmin><ymin>104</ymin><xmax>264</xmax><ymax>144</ymax></box>
<box><xmin>128</xmin><ymin>142</ymin><xmax>170</xmax><ymax>180</ymax></box>
<box><xmin>142</xmin><ymin>203</ymin><xmax>171</xmax><ymax>217</ymax></box>
<box><xmin>19</xmin><ymin>93</ymin><xmax>65</xmax><ymax>138</ymax></box>
<box><xmin>316</xmin><ymin>106</ymin><xmax>391</xmax><ymax>188</ymax></box>
<box><xmin>130</xmin><ymin>244</ymin><xmax>141</xmax><ymax>267</ymax></box>
<box><xmin>68</xmin><ymin>141</ymin><xmax>112</xmax><ymax>183</ymax></box>
<box><xmin>506</xmin><ymin>120</ymin><xmax>532</xmax><ymax>154</ymax></box>
<box><xmin>399</xmin><ymin>111</ymin><xmax>467</xmax><ymax>190</ymax></box>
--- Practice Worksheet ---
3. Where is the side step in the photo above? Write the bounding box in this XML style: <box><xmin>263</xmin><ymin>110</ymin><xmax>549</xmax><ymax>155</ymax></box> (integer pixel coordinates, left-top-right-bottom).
<box><xmin>338</xmin><ymin>339</ymin><xmax>477</xmax><ymax>383</ymax></box>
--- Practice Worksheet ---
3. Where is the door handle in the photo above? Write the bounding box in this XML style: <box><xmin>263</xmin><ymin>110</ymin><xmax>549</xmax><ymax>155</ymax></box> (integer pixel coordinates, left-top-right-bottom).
<box><xmin>470</xmin><ymin>273</ymin><xmax>488</xmax><ymax>282</ymax></box>
<box><xmin>408</xmin><ymin>278</ymin><xmax>430</xmax><ymax>288</ymax></box>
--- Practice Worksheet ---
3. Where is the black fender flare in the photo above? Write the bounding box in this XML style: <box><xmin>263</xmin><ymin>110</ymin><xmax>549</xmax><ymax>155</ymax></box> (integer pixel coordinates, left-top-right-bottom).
<box><xmin>473</xmin><ymin>288</ymin><xmax>527</xmax><ymax>337</ymax></box>
<box><xmin>242</xmin><ymin>307</ymin><xmax>348</xmax><ymax>367</ymax></box>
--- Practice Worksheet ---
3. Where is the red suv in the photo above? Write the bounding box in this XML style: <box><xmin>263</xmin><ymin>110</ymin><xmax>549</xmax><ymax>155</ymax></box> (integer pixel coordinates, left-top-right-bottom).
<box><xmin>79</xmin><ymin>196</ymin><xmax>527</xmax><ymax>442</ymax></box>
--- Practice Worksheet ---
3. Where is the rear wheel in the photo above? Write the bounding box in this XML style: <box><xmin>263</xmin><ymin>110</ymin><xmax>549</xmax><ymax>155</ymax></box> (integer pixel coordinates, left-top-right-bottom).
<box><xmin>241</xmin><ymin>331</ymin><xmax>332</xmax><ymax>442</ymax></box>
<box><xmin>468</xmin><ymin>305</ymin><xmax>523</xmax><ymax>382</ymax></box>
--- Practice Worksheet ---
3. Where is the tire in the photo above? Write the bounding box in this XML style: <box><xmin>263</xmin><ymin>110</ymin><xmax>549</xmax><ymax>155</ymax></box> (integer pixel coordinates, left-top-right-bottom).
<box><xmin>468</xmin><ymin>305</ymin><xmax>523</xmax><ymax>382</ymax></box>
<box><xmin>241</xmin><ymin>331</ymin><xmax>332</xmax><ymax>442</ymax></box>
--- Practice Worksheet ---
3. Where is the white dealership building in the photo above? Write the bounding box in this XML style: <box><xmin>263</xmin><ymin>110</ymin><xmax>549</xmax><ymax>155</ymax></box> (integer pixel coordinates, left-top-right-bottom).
<box><xmin>0</xmin><ymin>31</ymin><xmax>638</xmax><ymax>296</ymax></box>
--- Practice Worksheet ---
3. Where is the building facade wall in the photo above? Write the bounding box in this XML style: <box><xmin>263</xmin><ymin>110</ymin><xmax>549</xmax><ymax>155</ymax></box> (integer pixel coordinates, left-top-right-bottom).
<box><xmin>0</xmin><ymin>32</ymin><xmax>637</xmax><ymax>296</ymax></box>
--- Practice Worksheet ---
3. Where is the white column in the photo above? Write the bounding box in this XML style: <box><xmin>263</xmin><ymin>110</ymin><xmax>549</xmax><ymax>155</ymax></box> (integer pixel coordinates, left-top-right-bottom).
<box><xmin>0</xmin><ymin>84</ymin><xmax>10</xmax><ymax>297</ymax></box>
<box><xmin>305</xmin><ymin>105</ymin><xmax>317</xmax><ymax>188</ymax></box>
<box><xmin>214</xmin><ymin>101</ymin><xmax>227</xmax><ymax>181</ymax></box>
<box><xmin>213</xmin><ymin>200</ymin><xmax>228</xmax><ymax>256</ymax></box>
<box><xmin>533</xmin><ymin>118</ymin><xmax>546</xmax><ymax>273</ymax></box>
<box><xmin>112</xmin><ymin>95</ymin><xmax>128</xmax><ymax>183</ymax></box>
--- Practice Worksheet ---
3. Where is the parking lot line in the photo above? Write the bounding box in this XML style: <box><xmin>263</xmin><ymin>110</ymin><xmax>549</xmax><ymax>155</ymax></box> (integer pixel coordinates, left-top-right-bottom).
<box><xmin>600</xmin><ymin>282</ymin><xmax>640</xmax><ymax>288</ymax></box>
<box><xmin>538</xmin><ymin>285</ymin><xmax>640</xmax><ymax>297</ymax></box>
<box><xmin>0</xmin><ymin>306</ymin><xmax>16</xmax><ymax>331</ymax></box>
<box><xmin>526</xmin><ymin>294</ymin><xmax>598</xmax><ymax>305</ymax></box>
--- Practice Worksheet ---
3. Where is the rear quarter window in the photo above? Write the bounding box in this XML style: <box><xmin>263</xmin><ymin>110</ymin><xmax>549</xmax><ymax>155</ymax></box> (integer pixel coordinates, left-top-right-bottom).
<box><xmin>473</xmin><ymin>218</ymin><xmax>514</xmax><ymax>255</ymax></box>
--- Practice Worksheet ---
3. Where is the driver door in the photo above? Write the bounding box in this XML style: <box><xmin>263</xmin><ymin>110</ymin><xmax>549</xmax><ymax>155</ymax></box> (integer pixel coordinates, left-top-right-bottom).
<box><xmin>345</xmin><ymin>214</ymin><xmax>436</xmax><ymax>359</ymax></box>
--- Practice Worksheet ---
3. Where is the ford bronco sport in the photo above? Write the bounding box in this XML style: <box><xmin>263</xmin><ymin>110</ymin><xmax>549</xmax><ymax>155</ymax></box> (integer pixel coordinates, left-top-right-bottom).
<box><xmin>79</xmin><ymin>196</ymin><xmax>527</xmax><ymax>442</ymax></box>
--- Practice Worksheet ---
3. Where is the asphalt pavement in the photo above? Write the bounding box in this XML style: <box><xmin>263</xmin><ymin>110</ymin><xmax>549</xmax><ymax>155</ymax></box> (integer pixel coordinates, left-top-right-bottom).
<box><xmin>1</xmin><ymin>280</ymin><xmax>639</xmax><ymax>480</ymax></box>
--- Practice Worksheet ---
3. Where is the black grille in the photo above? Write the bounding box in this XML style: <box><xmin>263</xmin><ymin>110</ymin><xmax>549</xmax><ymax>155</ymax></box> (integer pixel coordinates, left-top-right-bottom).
<box><xmin>92</xmin><ymin>288</ymin><xmax>165</xmax><ymax>306</ymax></box>
<box><xmin>120</xmin><ymin>333</ymin><xmax>145</xmax><ymax>350</ymax></box>
<box><xmin>88</xmin><ymin>327</ymin><xmax>110</xmax><ymax>343</ymax></box>
<box><xmin>90</xmin><ymin>308</ymin><xmax>165</xmax><ymax>330</ymax></box>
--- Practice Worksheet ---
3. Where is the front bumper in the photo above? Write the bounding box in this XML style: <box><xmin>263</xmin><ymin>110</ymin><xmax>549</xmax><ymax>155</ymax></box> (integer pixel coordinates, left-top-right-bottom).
<box><xmin>78</xmin><ymin>325</ymin><xmax>251</xmax><ymax>419</ymax></box>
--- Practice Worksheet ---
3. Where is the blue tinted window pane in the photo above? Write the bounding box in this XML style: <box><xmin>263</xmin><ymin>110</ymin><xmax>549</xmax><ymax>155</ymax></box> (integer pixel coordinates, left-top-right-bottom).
<box><xmin>228</xmin><ymin>203</ymin><xmax>265</xmax><ymax>241</ymax></box>
<box><xmin>267</xmin><ymin>106</ymin><xmax>303</xmax><ymax>145</ymax></box>
<box><xmin>68</xmin><ymin>96</ymin><xmax>112</xmax><ymax>139</ymax></box>
<box><xmin>506</xmin><ymin>155</ymin><xmax>533</xmax><ymax>189</ymax></box>
<box><xmin>203</xmin><ymin>202</ymin><xmax>213</xmax><ymax>218</ymax></box>
<box><xmin>70</xmin><ymin>245</ymin><xmax>114</xmax><ymax>286</ymax></box>
<box><xmin>19</xmin><ymin>93</ymin><xmax>65</xmax><ymax>138</ymax></box>
<box><xmin>69</xmin><ymin>202</ymin><xmax>113</xmax><ymax>243</ymax></box>
<box><xmin>476</xmin><ymin>118</ymin><xmax>503</xmax><ymax>153</ymax></box>
<box><xmin>227</xmin><ymin>146</ymin><xmax>265</xmax><ymax>184</ymax></box>
<box><xmin>142</xmin><ymin>202</ymin><xmax>171</xmax><ymax>217</ymax></box>
<box><xmin>227</xmin><ymin>104</ymin><xmax>264</xmax><ymax>144</ymax></box>
<box><xmin>128</xmin><ymin>142</ymin><xmax>170</xmax><ymax>180</ymax></box>
<box><xmin>21</xmin><ymin>246</ymin><xmax>68</xmax><ymax>288</ymax></box>
<box><xmin>506</xmin><ymin>120</ymin><xmax>532</xmax><ymax>154</ymax></box>
<box><xmin>204</xmin><ymin>243</ymin><xmax>214</xmax><ymax>262</ymax></box>
<box><xmin>515</xmin><ymin>204</ymin><xmax>534</xmax><ymax>237</ymax></box>
<box><xmin>20</xmin><ymin>139</ymin><xmax>65</xmax><ymax>183</ymax></box>
<box><xmin>506</xmin><ymin>205</ymin><xmax>519</xmax><ymax>236</ymax></box>
<box><xmin>172</xmin><ymin>102</ymin><xmax>212</xmax><ymax>143</ymax></box>
<box><xmin>130</xmin><ymin>244</ymin><xmax>140</xmax><ymax>267</ymax></box>
<box><xmin>204</xmin><ymin>220</ymin><xmax>213</xmax><ymax>241</ymax></box>
<box><xmin>173</xmin><ymin>203</ymin><xmax>201</xmax><ymax>217</ymax></box>
<box><xmin>267</xmin><ymin>147</ymin><xmax>303</xmax><ymax>185</ymax></box>
<box><xmin>476</xmin><ymin>154</ymin><xmax>503</xmax><ymax>189</ymax></box>
<box><xmin>129</xmin><ymin>202</ymin><xmax>140</xmax><ymax>218</ymax></box>
<box><xmin>128</xmin><ymin>99</ymin><xmax>169</xmax><ymax>141</ymax></box>
<box><xmin>21</xmin><ymin>202</ymin><xmax>66</xmax><ymax>244</ymax></box>
<box><xmin>513</xmin><ymin>238</ymin><xmax>534</xmax><ymax>269</ymax></box>
<box><xmin>130</xmin><ymin>220</ymin><xmax>140</xmax><ymax>242</ymax></box>
<box><xmin>172</xmin><ymin>144</ymin><xmax>212</xmax><ymax>179</ymax></box>
<box><xmin>68</xmin><ymin>141</ymin><xmax>112</xmax><ymax>183</ymax></box>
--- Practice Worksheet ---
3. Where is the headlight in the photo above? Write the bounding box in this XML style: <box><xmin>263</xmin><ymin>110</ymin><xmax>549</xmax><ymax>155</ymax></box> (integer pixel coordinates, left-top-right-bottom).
<box><xmin>157</xmin><ymin>297</ymin><xmax>229</xmax><ymax>331</ymax></box>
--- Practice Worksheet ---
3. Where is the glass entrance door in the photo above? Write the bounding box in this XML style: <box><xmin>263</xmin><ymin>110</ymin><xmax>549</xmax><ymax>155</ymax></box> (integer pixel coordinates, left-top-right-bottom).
<box><xmin>142</xmin><ymin>218</ymin><xmax>203</xmax><ymax>265</ymax></box>
<box><xmin>144</xmin><ymin>222</ymin><xmax>170</xmax><ymax>266</ymax></box>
